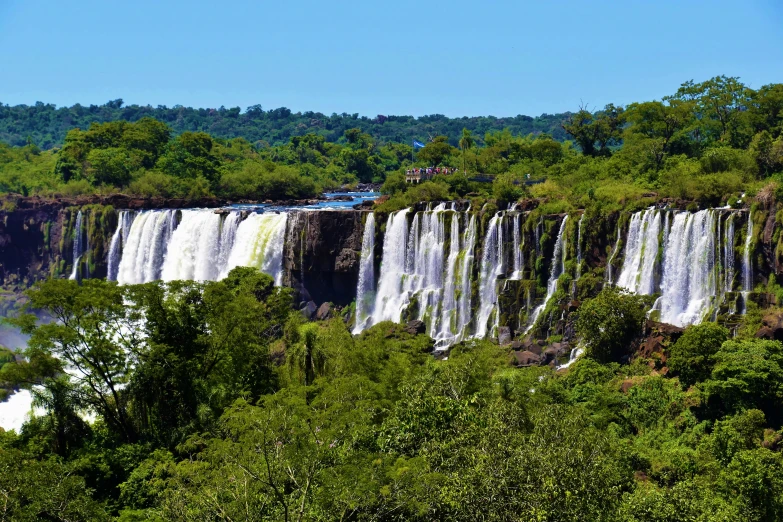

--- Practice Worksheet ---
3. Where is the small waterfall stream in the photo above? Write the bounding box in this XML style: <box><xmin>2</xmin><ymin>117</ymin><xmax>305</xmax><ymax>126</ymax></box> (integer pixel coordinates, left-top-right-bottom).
<box><xmin>526</xmin><ymin>215</ymin><xmax>568</xmax><ymax>333</ymax></box>
<box><xmin>353</xmin><ymin>213</ymin><xmax>376</xmax><ymax>334</ymax></box>
<box><xmin>474</xmin><ymin>213</ymin><xmax>505</xmax><ymax>338</ymax></box>
<box><xmin>741</xmin><ymin>213</ymin><xmax>754</xmax><ymax>312</ymax></box>
<box><xmin>68</xmin><ymin>211</ymin><xmax>85</xmax><ymax>280</ymax></box>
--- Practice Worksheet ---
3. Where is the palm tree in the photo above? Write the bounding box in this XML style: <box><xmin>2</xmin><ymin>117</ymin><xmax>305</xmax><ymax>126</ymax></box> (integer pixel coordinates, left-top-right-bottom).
<box><xmin>458</xmin><ymin>128</ymin><xmax>474</xmax><ymax>174</ymax></box>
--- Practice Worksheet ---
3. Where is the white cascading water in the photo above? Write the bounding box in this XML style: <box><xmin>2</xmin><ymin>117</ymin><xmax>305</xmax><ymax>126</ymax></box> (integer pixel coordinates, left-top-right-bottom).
<box><xmin>107</xmin><ymin>211</ymin><xmax>135</xmax><ymax>281</ymax></box>
<box><xmin>434</xmin><ymin>212</ymin><xmax>461</xmax><ymax>345</ymax></box>
<box><xmin>222</xmin><ymin>212</ymin><xmax>288</xmax><ymax>285</ymax></box>
<box><xmin>216</xmin><ymin>212</ymin><xmax>242</xmax><ymax>277</ymax></box>
<box><xmin>117</xmin><ymin>210</ymin><xmax>177</xmax><ymax>284</ymax></box>
<box><xmin>741</xmin><ymin>213</ymin><xmax>754</xmax><ymax>313</ymax></box>
<box><xmin>605</xmin><ymin>222</ymin><xmax>622</xmax><ymax>284</ymax></box>
<box><xmin>474</xmin><ymin>213</ymin><xmax>505</xmax><ymax>338</ymax></box>
<box><xmin>405</xmin><ymin>204</ymin><xmax>447</xmax><ymax>335</ymax></box>
<box><xmin>161</xmin><ymin>210</ymin><xmax>224</xmax><ymax>281</ymax></box>
<box><xmin>359</xmin><ymin>207</ymin><xmax>478</xmax><ymax>348</ymax></box>
<box><xmin>369</xmin><ymin>209</ymin><xmax>412</xmax><ymax>324</ymax></box>
<box><xmin>510</xmin><ymin>212</ymin><xmax>523</xmax><ymax>280</ymax></box>
<box><xmin>114</xmin><ymin>209</ymin><xmax>288</xmax><ymax>286</ymax></box>
<box><xmin>724</xmin><ymin>213</ymin><xmax>735</xmax><ymax>295</ymax></box>
<box><xmin>658</xmin><ymin>210</ymin><xmax>717</xmax><ymax>326</ymax></box>
<box><xmin>353</xmin><ymin>213</ymin><xmax>376</xmax><ymax>334</ymax></box>
<box><xmin>617</xmin><ymin>208</ymin><xmax>745</xmax><ymax>327</ymax></box>
<box><xmin>526</xmin><ymin>215</ymin><xmax>568</xmax><ymax>333</ymax></box>
<box><xmin>455</xmin><ymin>214</ymin><xmax>477</xmax><ymax>342</ymax></box>
<box><xmin>616</xmin><ymin>208</ymin><xmax>661</xmax><ymax>295</ymax></box>
<box><xmin>69</xmin><ymin>211</ymin><xmax>84</xmax><ymax>280</ymax></box>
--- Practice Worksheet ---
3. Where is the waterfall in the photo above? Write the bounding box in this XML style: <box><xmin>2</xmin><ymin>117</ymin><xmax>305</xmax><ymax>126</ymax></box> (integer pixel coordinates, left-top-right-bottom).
<box><xmin>474</xmin><ymin>213</ymin><xmax>505</xmax><ymax>338</ymax></box>
<box><xmin>658</xmin><ymin>210</ymin><xmax>717</xmax><ymax>326</ymax></box>
<box><xmin>434</xmin><ymin>212</ymin><xmax>461</xmax><ymax>345</ymax></box>
<box><xmin>68</xmin><ymin>211</ymin><xmax>84</xmax><ymax>280</ymax></box>
<box><xmin>216</xmin><ymin>212</ymin><xmax>242</xmax><ymax>278</ymax></box>
<box><xmin>605</xmin><ymin>223</ymin><xmax>622</xmax><ymax>284</ymax></box>
<box><xmin>370</xmin><ymin>209</ymin><xmax>411</xmax><ymax>324</ymax></box>
<box><xmin>510</xmin><ymin>212</ymin><xmax>523</xmax><ymax>280</ymax></box>
<box><xmin>353</xmin><ymin>213</ymin><xmax>376</xmax><ymax>334</ymax></box>
<box><xmin>160</xmin><ymin>210</ymin><xmax>224</xmax><ymax>281</ymax></box>
<box><xmin>406</xmin><ymin>204</ymin><xmax>447</xmax><ymax>335</ymax></box>
<box><xmin>741</xmin><ymin>213</ymin><xmax>754</xmax><ymax>313</ymax></box>
<box><xmin>724</xmin><ymin>213</ymin><xmax>735</xmax><ymax>294</ymax></box>
<box><xmin>358</xmin><ymin>207</ymin><xmax>478</xmax><ymax>348</ymax></box>
<box><xmin>107</xmin><ymin>211</ymin><xmax>135</xmax><ymax>281</ymax></box>
<box><xmin>222</xmin><ymin>212</ymin><xmax>289</xmax><ymax>286</ymax></box>
<box><xmin>526</xmin><ymin>215</ymin><xmax>568</xmax><ymax>333</ymax></box>
<box><xmin>456</xmin><ymin>214</ymin><xmax>477</xmax><ymax>342</ymax></box>
<box><xmin>617</xmin><ymin>208</ymin><xmax>662</xmax><ymax>295</ymax></box>
<box><xmin>117</xmin><ymin>210</ymin><xmax>177</xmax><ymax>285</ymax></box>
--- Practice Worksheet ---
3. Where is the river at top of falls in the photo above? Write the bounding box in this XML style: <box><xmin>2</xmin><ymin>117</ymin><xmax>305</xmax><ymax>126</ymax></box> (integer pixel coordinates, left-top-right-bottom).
<box><xmin>616</xmin><ymin>208</ymin><xmax>746</xmax><ymax>328</ymax></box>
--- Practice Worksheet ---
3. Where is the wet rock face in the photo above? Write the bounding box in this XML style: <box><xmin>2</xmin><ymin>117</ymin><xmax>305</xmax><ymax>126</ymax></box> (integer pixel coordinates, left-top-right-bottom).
<box><xmin>284</xmin><ymin>210</ymin><xmax>367</xmax><ymax>306</ymax></box>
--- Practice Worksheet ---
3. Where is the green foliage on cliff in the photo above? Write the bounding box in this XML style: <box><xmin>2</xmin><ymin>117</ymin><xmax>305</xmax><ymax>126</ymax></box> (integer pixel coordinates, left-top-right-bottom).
<box><xmin>1</xmin><ymin>269</ymin><xmax>783</xmax><ymax>519</ymax></box>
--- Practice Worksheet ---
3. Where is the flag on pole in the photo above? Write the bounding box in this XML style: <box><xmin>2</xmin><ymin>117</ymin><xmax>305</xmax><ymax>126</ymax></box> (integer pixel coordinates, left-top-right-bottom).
<box><xmin>413</xmin><ymin>140</ymin><xmax>426</xmax><ymax>149</ymax></box>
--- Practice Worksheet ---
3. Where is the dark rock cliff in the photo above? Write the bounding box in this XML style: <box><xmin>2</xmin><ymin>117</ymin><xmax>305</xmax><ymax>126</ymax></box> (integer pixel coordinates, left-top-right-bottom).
<box><xmin>284</xmin><ymin>210</ymin><xmax>368</xmax><ymax>307</ymax></box>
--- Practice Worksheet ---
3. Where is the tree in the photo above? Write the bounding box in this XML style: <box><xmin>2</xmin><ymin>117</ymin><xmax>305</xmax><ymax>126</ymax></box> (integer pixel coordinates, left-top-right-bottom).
<box><xmin>12</xmin><ymin>279</ymin><xmax>142</xmax><ymax>442</ymax></box>
<box><xmin>700</xmin><ymin>339</ymin><xmax>783</xmax><ymax>420</ymax></box>
<box><xmin>156</xmin><ymin>131</ymin><xmax>221</xmax><ymax>186</ymax></box>
<box><xmin>576</xmin><ymin>287</ymin><xmax>648</xmax><ymax>363</ymax></box>
<box><xmin>669</xmin><ymin>76</ymin><xmax>753</xmax><ymax>146</ymax></box>
<box><xmin>624</xmin><ymin>99</ymin><xmax>695</xmax><ymax>170</ymax></box>
<box><xmin>668</xmin><ymin>322</ymin><xmax>729</xmax><ymax>387</ymax></box>
<box><xmin>458</xmin><ymin>128</ymin><xmax>474</xmax><ymax>173</ymax></box>
<box><xmin>0</xmin><ymin>448</ymin><xmax>108</xmax><ymax>520</ymax></box>
<box><xmin>416</xmin><ymin>136</ymin><xmax>454</xmax><ymax>166</ymax></box>
<box><xmin>562</xmin><ymin>104</ymin><xmax>625</xmax><ymax>157</ymax></box>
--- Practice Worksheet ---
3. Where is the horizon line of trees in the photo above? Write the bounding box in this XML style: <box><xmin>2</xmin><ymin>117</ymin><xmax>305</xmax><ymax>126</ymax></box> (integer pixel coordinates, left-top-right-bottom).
<box><xmin>0</xmin><ymin>98</ymin><xmax>570</xmax><ymax>150</ymax></box>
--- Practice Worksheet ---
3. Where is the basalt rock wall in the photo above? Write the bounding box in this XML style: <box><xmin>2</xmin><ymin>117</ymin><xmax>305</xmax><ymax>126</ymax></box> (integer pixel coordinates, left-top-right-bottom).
<box><xmin>284</xmin><ymin>210</ymin><xmax>367</xmax><ymax>307</ymax></box>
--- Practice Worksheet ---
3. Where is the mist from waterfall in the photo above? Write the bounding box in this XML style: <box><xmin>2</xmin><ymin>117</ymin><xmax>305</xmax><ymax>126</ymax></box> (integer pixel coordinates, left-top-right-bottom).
<box><xmin>353</xmin><ymin>213</ymin><xmax>376</xmax><ymax>334</ymax></box>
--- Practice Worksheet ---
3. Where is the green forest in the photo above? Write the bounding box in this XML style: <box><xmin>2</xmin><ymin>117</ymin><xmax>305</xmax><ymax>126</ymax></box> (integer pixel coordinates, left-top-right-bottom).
<box><xmin>0</xmin><ymin>100</ymin><xmax>569</xmax><ymax>150</ymax></box>
<box><xmin>2</xmin><ymin>76</ymin><xmax>783</xmax><ymax>520</ymax></box>
<box><xmin>4</xmin><ymin>269</ymin><xmax>783</xmax><ymax>520</ymax></box>
<box><xmin>1</xmin><ymin>76</ymin><xmax>782</xmax><ymax>211</ymax></box>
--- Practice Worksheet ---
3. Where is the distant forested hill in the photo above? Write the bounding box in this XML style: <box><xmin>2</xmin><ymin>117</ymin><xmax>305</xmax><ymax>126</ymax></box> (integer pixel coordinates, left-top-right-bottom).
<box><xmin>0</xmin><ymin>99</ymin><xmax>570</xmax><ymax>150</ymax></box>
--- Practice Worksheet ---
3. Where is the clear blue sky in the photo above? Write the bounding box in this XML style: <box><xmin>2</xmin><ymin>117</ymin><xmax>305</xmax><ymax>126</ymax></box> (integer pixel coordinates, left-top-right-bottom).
<box><xmin>1</xmin><ymin>0</ymin><xmax>782</xmax><ymax>117</ymax></box>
